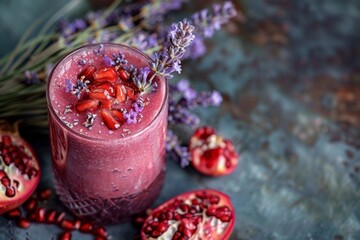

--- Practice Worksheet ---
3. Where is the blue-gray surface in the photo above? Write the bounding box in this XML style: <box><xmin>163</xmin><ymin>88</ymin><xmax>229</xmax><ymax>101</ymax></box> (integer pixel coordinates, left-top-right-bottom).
<box><xmin>1</xmin><ymin>0</ymin><xmax>360</xmax><ymax>239</ymax></box>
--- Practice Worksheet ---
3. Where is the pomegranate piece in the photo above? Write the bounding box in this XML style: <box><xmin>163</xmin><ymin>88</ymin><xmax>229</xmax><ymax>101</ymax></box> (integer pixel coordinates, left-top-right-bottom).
<box><xmin>101</xmin><ymin>109</ymin><xmax>121</xmax><ymax>130</ymax></box>
<box><xmin>78</xmin><ymin>65</ymin><xmax>97</xmax><ymax>82</ymax></box>
<box><xmin>24</xmin><ymin>198</ymin><xmax>37</xmax><ymax>212</ymax></box>
<box><xmin>75</xmin><ymin>99</ymin><xmax>100</xmax><ymax>113</ymax></box>
<box><xmin>189</xmin><ymin>126</ymin><xmax>239</xmax><ymax>177</ymax></box>
<box><xmin>117</xmin><ymin>68</ymin><xmax>130</xmax><ymax>81</ymax></box>
<box><xmin>0</xmin><ymin>128</ymin><xmax>41</xmax><ymax>215</ymax></box>
<box><xmin>60</xmin><ymin>219</ymin><xmax>76</xmax><ymax>231</ymax></box>
<box><xmin>79</xmin><ymin>222</ymin><xmax>93</xmax><ymax>233</ymax></box>
<box><xmin>92</xmin><ymin>226</ymin><xmax>108</xmax><ymax>238</ymax></box>
<box><xmin>6</xmin><ymin>208</ymin><xmax>21</xmax><ymax>218</ymax></box>
<box><xmin>93</xmin><ymin>67</ymin><xmax>118</xmax><ymax>83</ymax></box>
<box><xmin>35</xmin><ymin>207</ymin><xmax>46</xmax><ymax>222</ymax></box>
<box><xmin>111</xmin><ymin>109</ymin><xmax>125</xmax><ymax>122</ymax></box>
<box><xmin>89</xmin><ymin>89</ymin><xmax>112</xmax><ymax>101</ymax></box>
<box><xmin>141</xmin><ymin>189</ymin><xmax>235</xmax><ymax>240</ymax></box>
<box><xmin>100</xmin><ymin>99</ymin><xmax>114</xmax><ymax>109</ymax></box>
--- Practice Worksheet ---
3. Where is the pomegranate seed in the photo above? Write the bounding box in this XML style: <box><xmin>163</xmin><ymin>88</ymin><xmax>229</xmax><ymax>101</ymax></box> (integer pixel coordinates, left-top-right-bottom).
<box><xmin>2</xmin><ymin>135</ymin><xmax>12</xmax><ymax>146</ymax></box>
<box><xmin>60</xmin><ymin>219</ymin><xmax>76</xmax><ymax>231</ymax></box>
<box><xmin>79</xmin><ymin>222</ymin><xmax>93</xmax><ymax>233</ymax></box>
<box><xmin>74</xmin><ymin>219</ymin><xmax>81</xmax><ymax>229</ymax></box>
<box><xmin>17</xmin><ymin>218</ymin><xmax>30</xmax><ymax>229</ymax></box>
<box><xmin>101</xmin><ymin>99</ymin><xmax>114</xmax><ymax>109</ymax></box>
<box><xmin>89</xmin><ymin>89</ymin><xmax>111</xmax><ymax>101</ymax></box>
<box><xmin>75</xmin><ymin>99</ymin><xmax>100</xmax><ymax>113</ymax></box>
<box><xmin>46</xmin><ymin>210</ymin><xmax>57</xmax><ymax>223</ymax></box>
<box><xmin>5</xmin><ymin>186</ymin><xmax>16</xmax><ymax>197</ymax></box>
<box><xmin>117</xmin><ymin>68</ymin><xmax>130</xmax><ymax>81</ymax></box>
<box><xmin>96</xmin><ymin>82</ymin><xmax>115</xmax><ymax>96</ymax></box>
<box><xmin>209</xmin><ymin>195</ymin><xmax>220</xmax><ymax>204</ymax></box>
<box><xmin>111</xmin><ymin>109</ymin><xmax>125</xmax><ymax>122</ymax></box>
<box><xmin>28</xmin><ymin>213</ymin><xmax>36</xmax><ymax>221</ymax></box>
<box><xmin>124</xmin><ymin>86</ymin><xmax>136</xmax><ymax>100</ymax></box>
<box><xmin>92</xmin><ymin>226</ymin><xmax>107</xmax><ymax>238</ymax></box>
<box><xmin>1</xmin><ymin>177</ymin><xmax>11</xmax><ymax>187</ymax></box>
<box><xmin>6</xmin><ymin>208</ymin><xmax>21</xmax><ymax>218</ymax></box>
<box><xmin>114</xmin><ymin>84</ymin><xmax>126</xmax><ymax>103</ymax></box>
<box><xmin>3</xmin><ymin>155</ymin><xmax>12</xmax><ymax>165</ymax></box>
<box><xmin>94</xmin><ymin>67</ymin><xmax>118</xmax><ymax>83</ymax></box>
<box><xmin>35</xmin><ymin>208</ymin><xmax>46</xmax><ymax>222</ymax></box>
<box><xmin>78</xmin><ymin>65</ymin><xmax>97</xmax><ymax>81</ymax></box>
<box><xmin>0</xmin><ymin>170</ymin><xmax>7</xmax><ymax>179</ymax></box>
<box><xmin>133</xmin><ymin>216</ymin><xmax>146</xmax><ymax>226</ymax></box>
<box><xmin>59</xmin><ymin>231</ymin><xmax>72</xmax><ymax>240</ymax></box>
<box><xmin>26</xmin><ymin>168</ymin><xmax>39</xmax><ymax>179</ymax></box>
<box><xmin>24</xmin><ymin>198</ymin><xmax>37</xmax><ymax>212</ymax></box>
<box><xmin>56</xmin><ymin>212</ymin><xmax>66</xmax><ymax>223</ymax></box>
<box><xmin>38</xmin><ymin>189</ymin><xmax>52</xmax><ymax>201</ymax></box>
<box><xmin>101</xmin><ymin>109</ymin><xmax>121</xmax><ymax>130</ymax></box>
<box><xmin>203</xmin><ymin>148</ymin><xmax>222</xmax><ymax>169</ymax></box>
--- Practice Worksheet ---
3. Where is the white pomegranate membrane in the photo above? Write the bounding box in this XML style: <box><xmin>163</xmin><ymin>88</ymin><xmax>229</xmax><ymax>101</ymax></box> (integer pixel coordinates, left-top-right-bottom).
<box><xmin>47</xmin><ymin>43</ymin><xmax>168</xmax><ymax>223</ymax></box>
<box><xmin>48</xmin><ymin>44</ymin><xmax>166</xmax><ymax>139</ymax></box>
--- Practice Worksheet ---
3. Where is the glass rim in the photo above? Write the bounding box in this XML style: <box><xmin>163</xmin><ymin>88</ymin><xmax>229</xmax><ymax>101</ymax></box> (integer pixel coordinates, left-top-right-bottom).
<box><xmin>46</xmin><ymin>43</ymin><xmax>168</xmax><ymax>142</ymax></box>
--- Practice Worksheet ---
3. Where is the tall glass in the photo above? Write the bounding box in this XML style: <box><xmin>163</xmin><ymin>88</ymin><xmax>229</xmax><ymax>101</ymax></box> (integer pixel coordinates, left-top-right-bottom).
<box><xmin>46</xmin><ymin>44</ymin><xmax>168</xmax><ymax>223</ymax></box>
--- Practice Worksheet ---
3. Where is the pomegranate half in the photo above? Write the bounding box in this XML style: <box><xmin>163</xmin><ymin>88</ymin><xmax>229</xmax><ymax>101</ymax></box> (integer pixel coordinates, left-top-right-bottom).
<box><xmin>0</xmin><ymin>124</ymin><xmax>40</xmax><ymax>215</ymax></box>
<box><xmin>141</xmin><ymin>189</ymin><xmax>235</xmax><ymax>240</ymax></box>
<box><xmin>190</xmin><ymin>126</ymin><xmax>239</xmax><ymax>177</ymax></box>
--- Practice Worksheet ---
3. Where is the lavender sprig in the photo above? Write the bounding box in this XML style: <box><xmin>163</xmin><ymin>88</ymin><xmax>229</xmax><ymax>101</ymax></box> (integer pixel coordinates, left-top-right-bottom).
<box><xmin>191</xmin><ymin>1</ymin><xmax>237</xmax><ymax>38</ymax></box>
<box><xmin>133</xmin><ymin>20</ymin><xmax>195</xmax><ymax>94</ymax></box>
<box><xmin>151</xmin><ymin>20</ymin><xmax>195</xmax><ymax>79</ymax></box>
<box><xmin>166</xmin><ymin>130</ymin><xmax>190</xmax><ymax>168</ymax></box>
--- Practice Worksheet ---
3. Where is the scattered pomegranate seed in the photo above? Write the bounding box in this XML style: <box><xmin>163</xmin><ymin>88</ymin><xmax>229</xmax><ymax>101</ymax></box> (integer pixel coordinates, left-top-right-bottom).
<box><xmin>101</xmin><ymin>109</ymin><xmax>121</xmax><ymax>130</ymax></box>
<box><xmin>111</xmin><ymin>109</ymin><xmax>125</xmax><ymax>122</ymax></box>
<box><xmin>2</xmin><ymin>135</ymin><xmax>12</xmax><ymax>146</ymax></box>
<box><xmin>60</xmin><ymin>219</ymin><xmax>76</xmax><ymax>231</ymax></box>
<box><xmin>46</xmin><ymin>210</ymin><xmax>57</xmax><ymax>223</ymax></box>
<box><xmin>79</xmin><ymin>222</ymin><xmax>93</xmax><ymax>233</ymax></box>
<box><xmin>100</xmin><ymin>99</ymin><xmax>114</xmax><ymax>109</ymax></box>
<box><xmin>92</xmin><ymin>226</ymin><xmax>107</xmax><ymax>238</ymax></box>
<box><xmin>78</xmin><ymin>65</ymin><xmax>97</xmax><ymax>81</ymax></box>
<box><xmin>93</xmin><ymin>67</ymin><xmax>118</xmax><ymax>83</ymax></box>
<box><xmin>6</xmin><ymin>208</ymin><xmax>21</xmax><ymax>218</ymax></box>
<box><xmin>117</xmin><ymin>68</ymin><xmax>130</xmax><ymax>81</ymax></box>
<box><xmin>59</xmin><ymin>231</ymin><xmax>72</xmax><ymax>240</ymax></box>
<box><xmin>23</xmin><ymin>198</ymin><xmax>37</xmax><ymax>213</ymax></box>
<box><xmin>35</xmin><ymin>208</ymin><xmax>46</xmax><ymax>222</ymax></box>
<box><xmin>75</xmin><ymin>99</ymin><xmax>100</xmax><ymax>113</ymax></box>
<box><xmin>74</xmin><ymin>219</ymin><xmax>81</xmax><ymax>229</ymax></box>
<box><xmin>114</xmin><ymin>84</ymin><xmax>126</xmax><ymax>103</ymax></box>
<box><xmin>96</xmin><ymin>82</ymin><xmax>115</xmax><ymax>97</ymax></box>
<box><xmin>124</xmin><ymin>86</ymin><xmax>136</xmax><ymax>100</ymax></box>
<box><xmin>38</xmin><ymin>189</ymin><xmax>52</xmax><ymax>201</ymax></box>
<box><xmin>17</xmin><ymin>218</ymin><xmax>31</xmax><ymax>229</ymax></box>
<box><xmin>89</xmin><ymin>88</ymin><xmax>112</xmax><ymax>101</ymax></box>
<box><xmin>5</xmin><ymin>186</ymin><xmax>16</xmax><ymax>197</ymax></box>
<box><xmin>56</xmin><ymin>212</ymin><xmax>66</xmax><ymax>224</ymax></box>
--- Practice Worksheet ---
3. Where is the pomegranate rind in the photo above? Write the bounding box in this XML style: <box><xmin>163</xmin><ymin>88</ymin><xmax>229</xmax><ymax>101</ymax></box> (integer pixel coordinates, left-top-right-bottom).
<box><xmin>0</xmin><ymin>134</ymin><xmax>41</xmax><ymax>215</ymax></box>
<box><xmin>190</xmin><ymin>126</ymin><xmax>239</xmax><ymax>177</ymax></box>
<box><xmin>141</xmin><ymin>189</ymin><xmax>235</xmax><ymax>240</ymax></box>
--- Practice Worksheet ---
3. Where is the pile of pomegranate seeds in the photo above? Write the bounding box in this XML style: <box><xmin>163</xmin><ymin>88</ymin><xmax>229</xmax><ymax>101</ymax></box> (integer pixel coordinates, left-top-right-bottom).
<box><xmin>189</xmin><ymin>126</ymin><xmax>239</xmax><ymax>177</ymax></box>
<box><xmin>5</xmin><ymin>188</ymin><xmax>110</xmax><ymax>240</ymax></box>
<box><xmin>0</xmin><ymin>133</ymin><xmax>40</xmax><ymax>215</ymax></box>
<box><xmin>141</xmin><ymin>189</ymin><xmax>235</xmax><ymax>240</ymax></box>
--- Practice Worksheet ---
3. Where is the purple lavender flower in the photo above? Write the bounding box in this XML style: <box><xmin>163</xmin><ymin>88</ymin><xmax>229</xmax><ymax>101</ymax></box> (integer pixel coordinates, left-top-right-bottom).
<box><xmin>166</xmin><ymin>130</ymin><xmax>190</xmax><ymax>168</ymax></box>
<box><xmin>94</xmin><ymin>44</ymin><xmax>104</xmax><ymax>55</ymax></box>
<box><xmin>118</xmin><ymin>15</ymin><xmax>134</xmax><ymax>31</ymax></box>
<box><xmin>191</xmin><ymin>1</ymin><xmax>237</xmax><ymax>38</ymax></box>
<box><xmin>69</xmin><ymin>79</ymin><xmax>90</xmax><ymax>99</ymax></box>
<box><xmin>183</xmin><ymin>88</ymin><xmax>197</xmax><ymax>101</ymax></box>
<box><xmin>188</xmin><ymin>36</ymin><xmax>207</xmax><ymax>59</ymax></box>
<box><xmin>123</xmin><ymin>109</ymin><xmax>138</xmax><ymax>124</ymax></box>
<box><xmin>151</xmin><ymin>20</ymin><xmax>195</xmax><ymax>80</ymax></box>
<box><xmin>73</xmin><ymin>19</ymin><xmax>87</xmax><ymax>30</ymax></box>
<box><xmin>132</xmin><ymin>99</ymin><xmax>144</xmax><ymax>113</ymax></box>
<box><xmin>112</xmin><ymin>52</ymin><xmax>128</xmax><ymax>66</ymax></box>
<box><xmin>210</xmin><ymin>91</ymin><xmax>223</xmax><ymax>106</ymax></box>
<box><xmin>176</xmin><ymin>79</ymin><xmax>190</xmax><ymax>92</ymax></box>
<box><xmin>103</xmin><ymin>55</ymin><xmax>115</xmax><ymax>67</ymax></box>
<box><xmin>133</xmin><ymin>67</ymin><xmax>158</xmax><ymax>94</ymax></box>
<box><xmin>130</xmin><ymin>32</ymin><xmax>159</xmax><ymax>52</ymax></box>
<box><xmin>24</xmin><ymin>71</ymin><xmax>40</xmax><ymax>85</ymax></box>
<box><xmin>65</xmin><ymin>79</ymin><xmax>74</xmax><ymax>93</ymax></box>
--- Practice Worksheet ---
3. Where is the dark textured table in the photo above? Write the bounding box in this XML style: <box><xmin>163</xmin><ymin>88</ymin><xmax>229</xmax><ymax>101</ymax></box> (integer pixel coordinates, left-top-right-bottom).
<box><xmin>1</xmin><ymin>0</ymin><xmax>360</xmax><ymax>239</ymax></box>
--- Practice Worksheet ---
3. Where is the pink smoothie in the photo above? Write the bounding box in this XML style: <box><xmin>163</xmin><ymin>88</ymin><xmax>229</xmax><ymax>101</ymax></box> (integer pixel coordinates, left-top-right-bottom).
<box><xmin>47</xmin><ymin>43</ymin><xmax>168</xmax><ymax>223</ymax></box>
